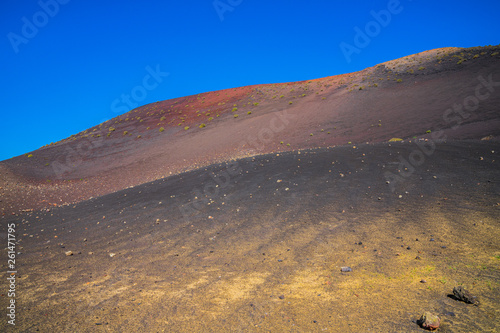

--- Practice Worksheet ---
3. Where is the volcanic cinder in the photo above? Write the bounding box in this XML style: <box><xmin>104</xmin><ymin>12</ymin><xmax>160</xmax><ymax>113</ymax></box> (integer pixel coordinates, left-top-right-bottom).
<box><xmin>1</xmin><ymin>45</ymin><xmax>499</xmax><ymax>332</ymax></box>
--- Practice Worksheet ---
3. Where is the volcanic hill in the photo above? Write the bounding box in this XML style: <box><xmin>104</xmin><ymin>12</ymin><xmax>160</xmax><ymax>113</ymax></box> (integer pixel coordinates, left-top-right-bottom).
<box><xmin>0</xmin><ymin>45</ymin><xmax>499</xmax><ymax>332</ymax></box>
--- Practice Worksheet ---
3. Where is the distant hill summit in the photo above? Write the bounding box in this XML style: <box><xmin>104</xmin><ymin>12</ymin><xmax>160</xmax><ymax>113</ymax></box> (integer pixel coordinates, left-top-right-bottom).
<box><xmin>1</xmin><ymin>44</ymin><xmax>499</xmax><ymax>214</ymax></box>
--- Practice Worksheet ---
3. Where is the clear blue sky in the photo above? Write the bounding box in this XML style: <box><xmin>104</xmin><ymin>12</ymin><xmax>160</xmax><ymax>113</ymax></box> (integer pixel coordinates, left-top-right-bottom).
<box><xmin>1</xmin><ymin>0</ymin><xmax>499</xmax><ymax>161</ymax></box>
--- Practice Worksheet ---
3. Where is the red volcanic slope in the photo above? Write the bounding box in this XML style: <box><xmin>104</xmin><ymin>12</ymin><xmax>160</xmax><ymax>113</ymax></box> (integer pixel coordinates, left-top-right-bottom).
<box><xmin>1</xmin><ymin>45</ymin><xmax>499</xmax><ymax>214</ymax></box>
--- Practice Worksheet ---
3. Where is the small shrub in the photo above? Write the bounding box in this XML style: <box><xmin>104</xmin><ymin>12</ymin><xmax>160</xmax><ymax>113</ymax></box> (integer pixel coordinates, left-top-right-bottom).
<box><xmin>397</xmin><ymin>79</ymin><xmax>402</xmax><ymax>83</ymax></box>
<box><xmin>159</xmin><ymin>127</ymin><xmax>165</xmax><ymax>132</ymax></box>
<box><xmin>123</xmin><ymin>131</ymin><xmax>128</xmax><ymax>135</ymax></box>
<box><xmin>389</xmin><ymin>138</ymin><xmax>403</xmax><ymax>142</ymax></box>
<box><xmin>232</xmin><ymin>107</ymin><xmax>238</xmax><ymax>112</ymax></box>
<box><xmin>27</xmin><ymin>154</ymin><xmax>33</xmax><ymax>158</ymax></box>
<box><xmin>286</xmin><ymin>143</ymin><xmax>290</xmax><ymax>147</ymax></box>
<box><xmin>310</xmin><ymin>133</ymin><xmax>313</xmax><ymax>136</ymax></box>
<box><xmin>426</xmin><ymin>130</ymin><xmax>431</xmax><ymax>134</ymax></box>
<box><xmin>137</xmin><ymin>135</ymin><xmax>142</xmax><ymax>139</ymax></box>
<box><xmin>253</xmin><ymin>102</ymin><xmax>259</xmax><ymax>106</ymax></box>
<box><xmin>280</xmin><ymin>141</ymin><xmax>284</xmax><ymax>144</ymax></box>
<box><xmin>184</xmin><ymin>126</ymin><xmax>189</xmax><ymax>130</ymax></box>
<box><xmin>109</xmin><ymin>127</ymin><xmax>115</xmax><ymax>132</ymax></box>
<box><xmin>160</xmin><ymin>116</ymin><xmax>166</xmax><ymax>121</ymax></box>
<box><xmin>247</xmin><ymin>111</ymin><xmax>252</xmax><ymax>115</ymax></box>
<box><xmin>280</xmin><ymin>95</ymin><xmax>284</xmax><ymax>98</ymax></box>
<box><xmin>199</xmin><ymin>124</ymin><xmax>206</xmax><ymax>128</ymax></box>
<box><xmin>289</xmin><ymin>101</ymin><xmax>293</xmax><ymax>105</ymax></box>
<box><xmin>418</xmin><ymin>66</ymin><xmax>425</xmax><ymax>70</ymax></box>
<box><xmin>234</xmin><ymin>114</ymin><xmax>239</xmax><ymax>118</ymax></box>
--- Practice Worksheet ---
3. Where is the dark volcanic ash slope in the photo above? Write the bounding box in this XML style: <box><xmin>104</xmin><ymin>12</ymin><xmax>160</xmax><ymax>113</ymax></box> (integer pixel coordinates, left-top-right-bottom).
<box><xmin>0</xmin><ymin>141</ymin><xmax>499</xmax><ymax>332</ymax></box>
<box><xmin>1</xmin><ymin>45</ymin><xmax>500</xmax><ymax>214</ymax></box>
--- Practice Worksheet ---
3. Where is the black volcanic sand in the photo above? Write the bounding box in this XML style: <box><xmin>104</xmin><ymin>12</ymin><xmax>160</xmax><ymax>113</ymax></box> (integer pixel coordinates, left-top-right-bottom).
<box><xmin>1</xmin><ymin>141</ymin><xmax>499</xmax><ymax>332</ymax></box>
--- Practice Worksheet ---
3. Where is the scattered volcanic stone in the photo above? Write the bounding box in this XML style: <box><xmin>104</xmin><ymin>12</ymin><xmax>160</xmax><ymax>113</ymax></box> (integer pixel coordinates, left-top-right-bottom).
<box><xmin>278</xmin><ymin>295</ymin><xmax>285</xmax><ymax>300</ymax></box>
<box><xmin>65</xmin><ymin>251</ymin><xmax>73</xmax><ymax>256</ymax></box>
<box><xmin>453</xmin><ymin>286</ymin><xmax>479</xmax><ymax>305</ymax></box>
<box><xmin>417</xmin><ymin>312</ymin><xmax>440</xmax><ymax>330</ymax></box>
<box><xmin>340</xmin><ymin>267</ymin><xmax>352</xmax><ymax>272</ymax></box>
<box><xmin>420</xmin><ymin>279</ymin><xmax>427</xmax><ymax>283</ymax></box>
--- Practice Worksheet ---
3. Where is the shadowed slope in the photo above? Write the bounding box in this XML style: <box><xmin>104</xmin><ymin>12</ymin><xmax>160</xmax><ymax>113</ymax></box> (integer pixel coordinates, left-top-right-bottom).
<box><xmin>1</xmin><ymin>141</ymin><xmax>499</xmax><ymax>332</ymax></box>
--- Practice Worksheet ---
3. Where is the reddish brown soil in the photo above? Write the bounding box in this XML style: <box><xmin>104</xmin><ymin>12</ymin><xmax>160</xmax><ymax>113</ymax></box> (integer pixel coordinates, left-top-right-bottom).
<box><xmin>1</xmin><ymin>45</ymin><xmax>499</xmax><ymax>215</ymax></box>
<box><xmin>0</xmin><ymin>45</ymin><xmax>499</xmax><ymax>332</ymax></box>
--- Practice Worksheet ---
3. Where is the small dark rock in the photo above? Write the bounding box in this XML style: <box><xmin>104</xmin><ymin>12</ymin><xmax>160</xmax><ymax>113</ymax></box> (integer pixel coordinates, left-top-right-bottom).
<box><xmin>417</xmin><ymin>312</ymin><xmax>440</xmax><ymax>330</ymax></box>
<box><xmin>453</xmin><ymin>286</ymin><xmax>479</xmax><ymax>305</ymax></box>
<box><xmin>415</xmin><ymin>256</ymin><xmax>422</xmax><ymax>260</ymax></box>
<box><xmin>340</xmin><ymin>267</ymin><xmax>352</xmax><ymax>272</ymax></box>
<box><xmin>278</xmin><ymin>295</ymin><xmax>285</xmax><ymax>300</ymax></box>
<box><xmin>407</xmin><ymin>246</ymin><xmax>411</xmax><ymax>250</ymax></box>
<box><xmin>430</xmin><ymin>238</ymin><xmax>435</xmax><ymax>241</ymax></box>
<box><xmin>420</xmin><ymin>279</ymin><xmax>427</xmax><ymax>283</ymax></box>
